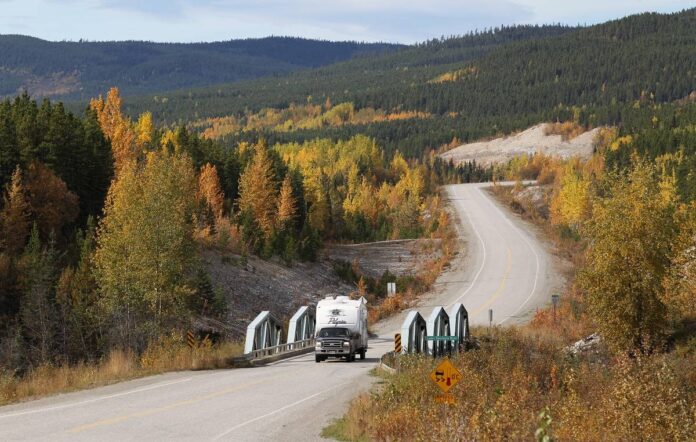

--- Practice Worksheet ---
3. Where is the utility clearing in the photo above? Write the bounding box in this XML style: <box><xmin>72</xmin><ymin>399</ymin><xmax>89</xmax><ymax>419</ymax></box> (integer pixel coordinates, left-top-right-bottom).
<box><xmin>440</xmin><ymin>123</ymin><xmax>601</xmax><ymax>165</ymax></box>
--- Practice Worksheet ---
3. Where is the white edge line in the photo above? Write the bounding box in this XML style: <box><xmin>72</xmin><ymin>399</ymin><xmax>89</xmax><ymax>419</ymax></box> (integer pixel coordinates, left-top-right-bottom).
<box><xmin>212</xmin><ymin>382</ymin><xmax>347</xmax><ymax>440</ymax></box>
<box><xmin>451</xmin><ymin>185</ymin><xmax>487</xmax><ymax>305</ymax></box>
<box><xmin>0</xmin><ymin>377</ymin><xmax>193</xmax><ymax>419</ymax></box>
<box><xmin>476</xmin><ymin>186</ymin><xmax>541</xmax><ymax>324</ymax></box>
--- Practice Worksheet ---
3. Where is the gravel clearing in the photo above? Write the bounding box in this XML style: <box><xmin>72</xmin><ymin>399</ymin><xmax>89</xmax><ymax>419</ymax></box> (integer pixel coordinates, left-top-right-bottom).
<box><xmin>440</xmin><ymin>123</ymin><xmax>601</xmax><ymax>165</ymax></box>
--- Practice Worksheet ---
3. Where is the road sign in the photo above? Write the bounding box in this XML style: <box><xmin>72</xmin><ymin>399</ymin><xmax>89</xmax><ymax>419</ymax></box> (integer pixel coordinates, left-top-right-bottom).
<box><xmin>426</xmin><ymin>336</ymin><xmax>459</xmax><ymax>341</ymax></box>
<box><xmin>429</xmin><ymin>356</ymin><xmax>462</xmax><ymax>393</ymax></box>
<box><xmin>387</xmin><ymin>282</ymin><xmax>396</xmax><ymax>297</ymax></box>
<box><xmin>394</xmin><ymin>333</ymin><xmax>402</xmax><ymax>353</ymax></box>
<box><xmin>187</xmin><ymin>330</ymin><xmax>196</xmax><ymax>349</ymax></box>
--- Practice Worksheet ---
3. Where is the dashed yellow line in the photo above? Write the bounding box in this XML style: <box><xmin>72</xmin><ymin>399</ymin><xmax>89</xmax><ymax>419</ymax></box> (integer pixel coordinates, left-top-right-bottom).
<box><xmin>68</xmin><ymin>369</ymin><xmax>300</xmax><ymax>434</ymax></box>
<box><xmin>470</xmin><ymin>247</ymin><xmax>512</xmax><ymax>318</ymax></box>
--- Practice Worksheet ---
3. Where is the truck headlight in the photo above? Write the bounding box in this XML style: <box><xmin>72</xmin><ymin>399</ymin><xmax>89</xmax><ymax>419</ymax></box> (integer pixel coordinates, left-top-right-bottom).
<box><xmin>316</xmin><ymin>342</ymin><xmax>322</xmax><ymax>348</ymax></box>
<box><xmin>342</xmin><ymin>341</ymin><xmax>350</xmax><ymax>347</ymax></box>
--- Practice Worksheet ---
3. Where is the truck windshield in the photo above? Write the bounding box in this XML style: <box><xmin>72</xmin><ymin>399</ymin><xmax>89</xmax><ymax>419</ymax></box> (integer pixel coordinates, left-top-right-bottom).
<box><xmin>318</xmin><ymin>328</ymin><xmax>350</xmax><ymax>338</ymax></box>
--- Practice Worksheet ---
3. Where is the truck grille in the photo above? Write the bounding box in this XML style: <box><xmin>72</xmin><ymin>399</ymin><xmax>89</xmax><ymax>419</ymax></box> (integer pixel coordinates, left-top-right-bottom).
<box><xmin>322</xmin><ymin>339</ymin><xmax>343</xmax><ymax>348</ymax></box>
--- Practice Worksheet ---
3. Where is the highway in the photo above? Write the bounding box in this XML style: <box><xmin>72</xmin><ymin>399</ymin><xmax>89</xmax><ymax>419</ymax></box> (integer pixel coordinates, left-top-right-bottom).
<box><xmin>443</xmin><ymin>182</ymin><xmax>559</xmax><ymax>326</ymax></box>
<box><xmin>0</xmin><ymin>183</ymin><xmax>562</xmax><ymax>441</ymax></box>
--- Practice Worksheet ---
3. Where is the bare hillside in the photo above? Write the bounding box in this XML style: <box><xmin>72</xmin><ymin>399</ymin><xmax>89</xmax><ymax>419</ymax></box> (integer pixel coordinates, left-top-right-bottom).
<box><xmin>324</xmin><ymin>239</ymin><xmax>441</xmax><ymax>278</ymax></box>
<box><xmin>440</xmin><ymin>123</ymin><xmax>601</xmax><ymax>165</ymax></box>
<box><xmin>203</xmin><ymin>240</ymin><xmax>432</xmax><ymax>337</ymax></box>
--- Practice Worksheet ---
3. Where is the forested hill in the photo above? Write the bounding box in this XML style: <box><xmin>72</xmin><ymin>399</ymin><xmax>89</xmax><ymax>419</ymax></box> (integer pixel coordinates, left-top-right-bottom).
<box><xmin>0</xmin><ymin>36</ymin><xmax>401</xmax><ymax>100</ymax></box>
<box><xmin>123</xmin><ymin>24</ymin><xmax>576</xmax><ymax>121</ymax></box>
<box><xmin>122</xmin><ymin>8</ymin><xmax>695</xmax><ymax>125</ymax></box>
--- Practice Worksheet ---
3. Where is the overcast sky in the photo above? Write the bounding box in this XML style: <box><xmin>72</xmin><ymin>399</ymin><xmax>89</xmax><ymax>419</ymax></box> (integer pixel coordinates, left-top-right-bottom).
<box><xmin>1</xmin><ymin>0</ymin><xmax>693</xmax><ymax>43</ymax></box>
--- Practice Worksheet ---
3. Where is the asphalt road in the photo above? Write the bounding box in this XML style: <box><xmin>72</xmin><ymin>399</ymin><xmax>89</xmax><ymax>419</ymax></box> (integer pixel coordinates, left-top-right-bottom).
<box><xmin>443</xmin><ymin>182</ymin><xmax>559</xmax><ymax>326</ymax></box>
<box><xmin>0</xmin><ymin>182</ymin><xmax>561</xmax><ymax>441</ymax></box>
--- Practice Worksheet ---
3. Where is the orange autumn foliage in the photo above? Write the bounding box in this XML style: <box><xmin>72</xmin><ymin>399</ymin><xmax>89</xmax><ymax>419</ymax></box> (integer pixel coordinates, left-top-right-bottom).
<box><xmin>24</xmin><ymin>162</ymin><xmax>79</xmax><ymax>240</ymax></box>
<box><xmin>90</xmin><ymin>88</ymin><xmax>139</xmax><ymax>175</ymax></box>
<box><xmin>198</xmin><ymin>163</ymin><xmax>225</xmax><ymax>221</ymax></box>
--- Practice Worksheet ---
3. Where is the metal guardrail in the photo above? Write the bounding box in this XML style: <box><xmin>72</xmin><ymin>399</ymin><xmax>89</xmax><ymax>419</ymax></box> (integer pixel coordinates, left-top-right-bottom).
<box><xmin>247</xmin><ymin>338</ymin><xmax>315</xmax><ymax>359</ymax></box>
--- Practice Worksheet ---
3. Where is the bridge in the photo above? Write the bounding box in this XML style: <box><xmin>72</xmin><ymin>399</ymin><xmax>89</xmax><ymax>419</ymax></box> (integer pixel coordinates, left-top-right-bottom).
<box><xmin>238</xmin><ymin>300</ymin><xmax>469</xmax><ymax>364</ymax></box>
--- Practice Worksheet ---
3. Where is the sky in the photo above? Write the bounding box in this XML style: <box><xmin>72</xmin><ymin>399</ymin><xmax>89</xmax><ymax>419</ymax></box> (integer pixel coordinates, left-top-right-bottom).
<box><xmin>1</xmin><ymin>0</ymin><xmax>693</xmax><ymax>43</ymax></box>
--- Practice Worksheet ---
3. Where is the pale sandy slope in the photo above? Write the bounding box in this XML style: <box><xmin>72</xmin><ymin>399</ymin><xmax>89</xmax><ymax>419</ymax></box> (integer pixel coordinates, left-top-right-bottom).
<box><xmin>440</xmin><ymin>123</ymin><xmax>601</xmax><ymax>165</ymax></box>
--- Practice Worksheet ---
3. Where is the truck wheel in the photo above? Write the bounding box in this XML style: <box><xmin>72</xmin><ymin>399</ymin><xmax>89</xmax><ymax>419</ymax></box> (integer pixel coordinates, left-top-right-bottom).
<box><xmin>348</xmin><ymin>353</ymin><xmax>355</xmax><ymax>362</ymax></box>
<box><xmin>359</xmin><ymin>349</ymin><xmax>366</xmax><ymax>360</ymax></box>
<box><xmin>315</xmin><ymin>355</ymin><xmax>321</xmax><ymax>363</ymax></box>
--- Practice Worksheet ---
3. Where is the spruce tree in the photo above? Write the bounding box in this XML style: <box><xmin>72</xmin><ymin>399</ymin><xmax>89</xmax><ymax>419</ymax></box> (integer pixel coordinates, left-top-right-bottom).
<box><xmin>19</xmin><ymin>225</ymin><xmax>58</xmax><ymax>365</ymax></box>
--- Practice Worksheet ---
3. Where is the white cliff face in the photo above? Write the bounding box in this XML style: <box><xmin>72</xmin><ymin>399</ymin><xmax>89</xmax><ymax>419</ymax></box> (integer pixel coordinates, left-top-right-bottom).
<box><xmin>439</xmin><ymin>123</ymin><xmax>603</xmax><ymax>166</ymax></box>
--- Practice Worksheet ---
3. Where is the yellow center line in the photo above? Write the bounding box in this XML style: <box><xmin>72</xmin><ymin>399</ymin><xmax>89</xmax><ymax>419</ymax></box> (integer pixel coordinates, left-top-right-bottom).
<box><xmin>470</xmin><ymin>247</ymin><xmax>512</xmax><ymax>318</ymax></box>
<box><xmin>68</xmin><ymin>368</ymin><xmax>302</xmax><ymax>434</ymax></box>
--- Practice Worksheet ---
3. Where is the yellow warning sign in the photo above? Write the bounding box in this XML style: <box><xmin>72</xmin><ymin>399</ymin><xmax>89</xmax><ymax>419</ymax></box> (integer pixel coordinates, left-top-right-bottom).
<box><xmin>429</xmin><ymin>357</ymin><xmax>462</xmax><ymax>393</ymax></box>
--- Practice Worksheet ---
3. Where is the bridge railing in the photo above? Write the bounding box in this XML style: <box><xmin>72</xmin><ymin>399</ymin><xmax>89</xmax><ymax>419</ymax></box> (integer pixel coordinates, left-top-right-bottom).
<box><xmin>247</xmin><ymin>338</ymin><xmax>315</xmax><ymax>359</ymax></box>
<box><xmin>244</xmin><ymin>306</ymin><xmax>316</xmax><ymax>360</ymax></box>
<box><xmin>426</xmin><ymin>306</ymin><xmax>451</xmax><ymax>357</ymax></box>
<box><xmin>448</xmin><ymin>303</ymin><xmax>469</xmax><ymax>352</ymax></box>
<box><xmin>287</xmin><ymin>306</ymin><xmax>315</xmax><ymax>348</ymax></box>
<box><xmin>400</xmin><ymin>310</ymin><xmax>427</xmax><ymax>354</ymax></box>
<box><xmin>399</xmin><ymin>304</ymin><xmax>470</xmax><ymax>356</ymax></box>
<box><xmin>244</xmin><ymin>311</ymin><xmax>284</xmax><ymax>355</ymax></box>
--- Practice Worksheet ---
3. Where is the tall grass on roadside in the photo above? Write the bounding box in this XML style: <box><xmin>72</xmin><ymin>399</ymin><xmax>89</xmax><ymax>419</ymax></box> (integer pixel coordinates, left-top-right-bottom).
<box><xmin>333</xmin><ymin>327</ymin><xmax>695</xmax><ymax>441</ymax></box>
<box><xmin>0</xmin><ymin>336</ymin><xmax>242</xmax><ymax>406</ymax></box>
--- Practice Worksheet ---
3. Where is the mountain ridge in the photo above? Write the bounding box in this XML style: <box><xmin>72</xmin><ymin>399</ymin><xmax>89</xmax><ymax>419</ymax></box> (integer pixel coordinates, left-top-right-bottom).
<box><xmin>0</xmin><ymin>35</ymin><xmax>402</xmax><ymax>100</ymax></box>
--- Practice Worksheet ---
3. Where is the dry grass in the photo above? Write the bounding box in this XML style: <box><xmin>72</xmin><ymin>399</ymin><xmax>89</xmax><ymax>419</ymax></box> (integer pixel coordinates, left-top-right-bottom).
<box><xmin>544</xmin><ymin>121</ymin><xmax>586</xmax><ymax>141</ymax></box>
<box><xmin>368</xmin><ymin>291</ymin><xmax>412</xmax><ymax>324</ymax></box>
<box><xmin>334</xmin><ymin>328</ymin><xmax>695</xmax><ymax>441</ymax></box>
<box><xmin>0</xmin><ymin>337</ymin><xmax>242</xmax><ymax>406</ymax></box>
<box><xmin>328</xmin><ymin>178</ymin><xmax>695</xmax><ymax>440</ymax></box>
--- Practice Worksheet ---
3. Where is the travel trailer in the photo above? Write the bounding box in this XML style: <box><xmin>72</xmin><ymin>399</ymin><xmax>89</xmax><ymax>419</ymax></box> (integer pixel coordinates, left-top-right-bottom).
<box><xmin>314</xmin><ymin>295</ymin><xmax>368</xmax><ymax>362</ymax></box>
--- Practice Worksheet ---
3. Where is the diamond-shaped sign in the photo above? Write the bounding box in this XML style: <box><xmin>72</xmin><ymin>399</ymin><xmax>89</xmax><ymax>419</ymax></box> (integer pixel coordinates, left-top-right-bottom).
<box><xmin>429</xmin><ymin>357</ymin><xmax>462</xmax><ymax>393</ymax></box>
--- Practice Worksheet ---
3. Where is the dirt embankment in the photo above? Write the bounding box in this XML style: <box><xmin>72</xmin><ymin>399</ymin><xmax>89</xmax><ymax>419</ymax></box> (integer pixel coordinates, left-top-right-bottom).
<box><xmin>324</xmin><ymin>239</ymin><xmax>442</xmax><ymax>278</ymax></box>
<box><xmin>439</xmin><ymin>123</ymin><xmax>601</xmax><ymax>165</ymax></box>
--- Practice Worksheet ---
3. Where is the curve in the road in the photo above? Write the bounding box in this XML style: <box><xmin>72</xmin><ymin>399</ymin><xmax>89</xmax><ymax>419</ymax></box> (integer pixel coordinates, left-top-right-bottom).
<box><xmin>376</xmin><ymin>182</ymin><xmax>557</xmax><ymax>331</ymax></box>
<box><xmin>444</xmin><ymin>183</ymin><xmax>551</xmax><ymax>326</ymax></box>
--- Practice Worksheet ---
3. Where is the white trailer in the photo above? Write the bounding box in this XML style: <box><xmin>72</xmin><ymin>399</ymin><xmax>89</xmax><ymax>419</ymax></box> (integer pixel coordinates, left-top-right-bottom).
<box><xmin>314</xmin><ymin>295</ymin><xmax>368</xmax><ymax>362</ymax></box>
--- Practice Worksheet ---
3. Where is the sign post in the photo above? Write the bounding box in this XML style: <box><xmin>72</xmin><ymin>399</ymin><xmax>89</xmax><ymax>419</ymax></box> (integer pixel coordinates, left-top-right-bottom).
<box><xmin>387</xmin><ymin>282</ymin><xmax>396</xmax><ymax>297</ymax></box>
<box><xmin>488</xmin><ymin>308</ymin><xmax>493</xmax><ymax>334</ymax></box>
<box><xmin>187</xmin><ymin>330</ymin><xmax>196</xmax><ymax>349</ymax></box>
<box><xmin>394</xmin><ymin>333</ymin><xmax>402</xmax><ymax>353</ymax></box>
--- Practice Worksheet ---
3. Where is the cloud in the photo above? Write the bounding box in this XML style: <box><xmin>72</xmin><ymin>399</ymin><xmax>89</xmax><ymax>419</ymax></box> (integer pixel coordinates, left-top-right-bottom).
<box><xmin>2</xmin><ymin>0</ymin><xmax>693</xmax><ymax>43</ymax></box>
<box><xmin>95</xmin><ymin>0</ymin><xmax>196</xmax><ymax>17</ymax></box>
<box><xmin>186</xmin><ymin>0</ymin><xmax>533</xmax><ymax>42</ymax></box>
